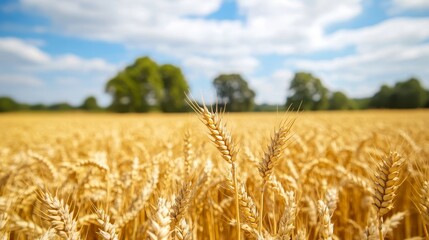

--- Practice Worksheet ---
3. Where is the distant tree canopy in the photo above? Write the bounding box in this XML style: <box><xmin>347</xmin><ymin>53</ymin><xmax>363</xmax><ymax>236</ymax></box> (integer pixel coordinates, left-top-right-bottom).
<box><xmin>286</xmin><ymin>72</ymin><xmax>329</xmax><ymax>110</ymax></box>
<box><xmin>159</xmin><ymin>64</ymin><xmax>190</xmax><ymax>112</ymax></box>
<box><xmin>80</xmin><ymin>96</ymin><xmax>100</xmax><ymax>111</ymax></box>
<box><xmin>369</xmin><ymin>78</ymin><xmax>427</xmax><ymax>109</ymax></box>
<box><xmin>213</xmin><ymin>74</ymin><xmax>255</xmax><ymax>112</ymax></box>
<box><xmin>329</xmin><ymin>91</ymin><xmax>356</xmax><ymax>110</ymax></box>
<box><xmin>0</xmin><ymin>97</ymin><xmax>20</xmax><ymax>112</ymax></box>
<box><xmin>105</xmin><ymin>57</ymin><xmax>189</xmax><ymax>112</ymax></box>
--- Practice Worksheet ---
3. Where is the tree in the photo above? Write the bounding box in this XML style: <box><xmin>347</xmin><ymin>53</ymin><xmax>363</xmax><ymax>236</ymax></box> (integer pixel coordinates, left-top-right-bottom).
<box><xmin>286</xmin><ymin>72</ymin><xmax>328</xmax><ymax>110</ymax></box>
<box><xmin>48</xmin><ymin>103</ymin><xmax>74</xmax><ymax>111</ymax></box>
<box><xmin>213</xmin><ymin>74</ymin><xmax>256</xmax><ymax>112</ymax></box>
<box><xmin>369</xmin><ymin>85</ymin><xmax>393</xmax><ymax>108</ymax></box>
<box><xmin>369</xmin><ymin>78</ymin><xmax>427</xmax><ymax>109</ymax></box>
<box><xmin>0</xmin><ymin>97</ymin><xmax>19</xmax><ymax>112</ymax></box>
<box><xmin>159</xmin><ymin>64</ymin><xmax>190</xmax><ymax>112</ymax></box>
<box><xmin>389</xmin><ymin>78</ymin><xmax>427</xmax><ymax>108</ymax></box>
<box><xmin>329</xmin><ymin>91</ymin><xmax>356</xmax><ymax>110</ymax></box>
<box><xmin>106</xmin><ymin>57</ymin><xmax>164</xmax><ymax>112</ymax></box>
<box><xmin>80</xmin><ymin>96</ymin><xmax>100</xmax><ymax>111</ymax></box>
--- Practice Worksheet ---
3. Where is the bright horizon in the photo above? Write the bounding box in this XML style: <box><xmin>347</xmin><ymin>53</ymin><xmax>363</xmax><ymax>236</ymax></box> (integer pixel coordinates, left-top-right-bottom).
<box><xmin>1</xmin><ymin>0</ymin><xmax>429</xmax><ymax>106</ymax></box>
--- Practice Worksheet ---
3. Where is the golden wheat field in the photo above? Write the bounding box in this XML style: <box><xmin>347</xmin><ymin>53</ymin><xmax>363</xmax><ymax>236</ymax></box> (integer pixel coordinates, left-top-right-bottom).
<box><xmin>0</xmin><ymin>109</ymin><xmax>428</xmax><ymax>240</ymax></box>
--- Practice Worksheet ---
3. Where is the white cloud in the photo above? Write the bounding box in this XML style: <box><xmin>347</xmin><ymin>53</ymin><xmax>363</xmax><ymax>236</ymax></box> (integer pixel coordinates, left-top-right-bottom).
<box><xmin>389</xmin><ymin>0</ymin><xmax>429</xmax><ymax>12</ymax></box>
<box><xmin>4</xmin><ymin>0</ymin><xmax>429</xmax><ymax>104</ymax></box>
<box><xmin>0</xmin><ymin>75</ymin><xmax>43</xmax><ymax>86</ymax></box>
<box><xmin>290</xmin><ymin>44</ymin><xmax>429</xmax><ymax>97</ymax></box>
<box><xmin>0</xmin><ymin>37</ymin><xmax>50</xmax><ymax>65</ymax></box>
<box><xmin>249</xmin><ymin>70</ymin><xmax>294</xmax><ymax>104</ymax></box>
<box><xmin>0</xmin><ymin>37</ymin><xmax>116</xmax><ymax>73</ymax></box>
<box><xmin>183</xmin><ymin>55</ymin><xmax>259</xmax><ymax>78</ymax></box>
<box><xmin>18</xmin><ymin>0</ymin><xmax>363</xmax><ymax>57</ymax></box>
<box><xmin>323</xmin><ymin>18</ymin><xmax>429</xmax><ymax>52</ymax></box>
<box><xmin>0</xmin><ymin>37</ymin><xmax>117</xmax><ymax>105</ymax></box>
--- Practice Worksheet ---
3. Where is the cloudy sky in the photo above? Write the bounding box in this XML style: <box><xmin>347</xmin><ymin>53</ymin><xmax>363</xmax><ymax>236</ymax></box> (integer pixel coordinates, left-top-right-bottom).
<box><xmin>1</xmin><ymin>0</ymin><xmax>429</xmax><ymax>106</ymax></box>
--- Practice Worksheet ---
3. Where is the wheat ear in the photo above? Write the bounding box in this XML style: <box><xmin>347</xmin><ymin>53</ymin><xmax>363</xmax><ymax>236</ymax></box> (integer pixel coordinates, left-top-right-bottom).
<box><xmin>183</xmin><ymin>131</ymin><xmax>193</xmax><ymax>178</ymax></box>
<box><xmin>170</xmin><ymin>182</ymin><xmax>193</xmax><ymax>229</ymax></box>
<box><xmin>417</xmin><ymin>181</ymin><xmax>429</xmax><ymax>237</ymax></box>
<box><xmin>175</xmin><ymin>218</ymin><xmax>192</xmax><ymax>240</ymax></box>
<box><xmin>258</xmin><ymin>119</ymin><xmax>294</xmax><ymax>233</ymax></box>
<box><xmin>187</xmin><ymin>98</ymin><xmax>241</xmax><ymax>239</ymax></box>
<box><xmin>40</xmin><ymin>191</ymin><xmax>80</xmax><ymax>240</ymax></box>
<box><xmin>277</xmin><ymin>191</ymin><xmax>296</xmax><ymax>239</ymax></box>
<box><xmin>115</xmin><ymin>165</ymin><xmax>158</xmax><ymax>228</ymax></box>
<box><xmin>148</xmin><ymin>198</ymin><xmax>171</xmax><ymax>240</ymax></box>
<box><xmin>226</xmin><ymin>171</ymin><xmax>259</xmax><ymax>231</ymax></box>
<box><xmin>95</xmin><ymin>209</ymin><xmax>118</xmax><ymax>240</ymax></box>
<box><xmin>318</xmin><ymin>200</ymin><xmax>334</xmax><ymax>240</ymax></box>
<box><xmin>372</xmin><ymin>152</ymin><xmax>404</xmax><ymax>240</ymax></box>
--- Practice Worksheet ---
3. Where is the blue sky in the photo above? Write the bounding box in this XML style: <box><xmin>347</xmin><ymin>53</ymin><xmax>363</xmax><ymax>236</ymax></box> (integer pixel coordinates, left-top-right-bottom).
<box><xmin>1</xmin><ymin>0</ymin><xmax>429</xmax><ymax>106</ymax></box>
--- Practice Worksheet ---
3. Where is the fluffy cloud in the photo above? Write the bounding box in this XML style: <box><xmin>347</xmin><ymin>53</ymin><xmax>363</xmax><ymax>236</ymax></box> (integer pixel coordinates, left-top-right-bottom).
<box><xmin>0</xmin><ymin>75</ymin><xmax>44</xmax><ymax>86</ymax></box>
<box><xmin>389</xmin><ymin>0</ymin><xmax>429</xmax><ymax>12</ymax></box>
<box><xmin>0</xmin><ymin>38</ymin><xmax>115</xmax><ymax>73</ymax></box>
<box><xmin>290</xmin><ymin>43</ymin><xmax>429</xmax><ymax>97</ymax></box>
<box><xmin>5</xmin><ymin>0</ymin><xmax>429</xmax><ymax>104</ymax></box>
<box><xmin>249</xmin><ymin>70</ymin><xmax>294</xmax><ymax>104</ymax></box>
<box><xmin>0</xmin><ymin>37</ymin><xmax>49</xmax><ymax>66</ymax></box>
<box><xmin>183</xmin><ymin>55</ymin><xmax>259</xmax><ymax>78</ymax></box>
<box><xmin>323</xmin><ymin>18</ymin><xmax>429</xmax><ymax>51</ymax></box>
<box><xmin>0</xmin><ymin>37</ymin><xmax>117</xmax><ymax>104</ymax></box>
<box><xmin>19</xmin><ymin>0</ymin><xmax>363</xmax><ymax>56</ymax></box>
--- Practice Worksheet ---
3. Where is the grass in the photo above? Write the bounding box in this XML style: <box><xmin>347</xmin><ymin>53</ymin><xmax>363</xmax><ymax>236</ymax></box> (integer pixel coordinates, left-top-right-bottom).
<box><xmin>0</xmin><ymin>110</ymin><xmax>428</xmax><ymax>239</ymax></box>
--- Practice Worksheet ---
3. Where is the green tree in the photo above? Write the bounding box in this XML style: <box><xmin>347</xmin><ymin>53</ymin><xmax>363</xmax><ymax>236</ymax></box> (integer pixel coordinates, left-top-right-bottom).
<box><xmin>80</xmin><ymin>96</ymin><xmax>100</xmax><ymax>111</ymax></box>
<box><xmin>425</xmin><ymin>90</ymin><xmax>429</xmax><ymax>108</ymax></box>
<box><xmin>48</xmin><ymin>103</ymin><xmax>74</xmax><ymax>111</ymax></box>
<box><xmin>389</xmin><ymin>78</ymin><xmax>427</xmax><ymax>108</ymax></box>
<box><xmin>0</xmin><ymin>97</ymin><xmax>19</xmax><ymax>112</ymax></box>
<box><xmin>369</xmin><ymin>78</ymin><xmax>427</xmax><ymax>109</ymax></box>
<box><xmin>159</xmin><ymin>64</ymin><xmax>190</xmax><ymax>112</ymax></box>
<box><xmin>213</xmin><ymin>74</ymin><xmax>256</xmax><ymax>112</ymax></box>
<box><xmin>286</xmin><ymin>72</ymin><xmax>329</xmax><ymax>110</ymax></box>
<box><xmin>369</xmin><ymin>85</ymin><xmax>393</xmax><ymax>108</ymax></box>
<box><xmin>106</xmin><ymin>57</ymin><xmax>164</xmax><ymax>112</ymax></box>
<box><xmin>329</xmin><ymin>91</ymin><xmax>356</xmax><ymax>110</ymax></box>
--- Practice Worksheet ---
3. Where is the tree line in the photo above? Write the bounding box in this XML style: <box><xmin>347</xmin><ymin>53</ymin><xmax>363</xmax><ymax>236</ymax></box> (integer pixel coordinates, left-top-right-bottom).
<box><xmin>1</xmin><ymin>56</ymin><xmax>428</xmax><ymax>112</ymax></box>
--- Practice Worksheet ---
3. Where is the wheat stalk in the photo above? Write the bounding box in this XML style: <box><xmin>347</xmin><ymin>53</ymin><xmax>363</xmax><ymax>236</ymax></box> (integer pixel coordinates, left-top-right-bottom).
<box><xmin>258</xmin><ymin>119</ymin><xmax>294</xmax><ymax>233</ymax></box>
<box><xmin>187</xmin><ymin>98</ymin><xmax>242</xmax><ymax>239</ymax></box>
<box><xmin>372</xmin><ymin>152</ymin><xmax>404</xmax><ymax>240</ymax></box>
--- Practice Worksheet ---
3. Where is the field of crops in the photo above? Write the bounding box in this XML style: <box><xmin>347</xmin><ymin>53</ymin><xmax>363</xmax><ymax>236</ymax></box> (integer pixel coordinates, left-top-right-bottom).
<box><xmin>0</xmin><ymin>109</ymin><xmax>428</xmax><ymax>240</ymax></box>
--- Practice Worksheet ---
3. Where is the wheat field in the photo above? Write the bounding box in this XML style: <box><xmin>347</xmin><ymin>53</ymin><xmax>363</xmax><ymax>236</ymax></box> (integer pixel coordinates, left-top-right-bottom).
<box><xmin>0</xmin><ymin>109</ymin><xmax>428</xmax><ymax>240</ymax></box>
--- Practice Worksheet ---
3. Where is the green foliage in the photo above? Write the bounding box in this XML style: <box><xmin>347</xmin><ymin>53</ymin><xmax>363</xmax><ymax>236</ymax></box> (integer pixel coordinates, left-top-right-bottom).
<box><xmin>29</xmin><ymin>104</ymin><xmax>48</xmax><ymax>111</ymax></box>
<box><xmin>369</xmin><ymin>78</ymin><xmax>427</xmax><ymax>109</ymax></box>
<box><xmin>329</xmin><ymin>91</ymin><xmax>356</xmax><ymax>110</ymax></box>
<box><xmin>426</xmin><ymin>90</ymin><xmax>429</xmax><ymax>108</ymax></box>
<box><xmin>0</xmin><ymin>97</ymin><xmax>20</xmax><ymax>112</ymax></box>
<box><xmin>369</xmin><ymin>85</ymin><xmax>394</xmax><ymax>108</ymax></box>
<box><xmin>254</xmin><ymin>104</ymin><xmax>283</xmax><ymax>112</ymax></box>
<box><xmin>352</xmin><ymin>98</ymin><xmax>371</xmax><ymax>109</ymax></box>
<box><xmin>106</xmin><ymin>57</ymin><xmax>163</xmax><ymax>112</ymax></box>
<box><xmin>389</xmin><ymin>78</ymin><xmax>427</xmax><ymax>108</ymax></box>
<box><xmin>213</xmin><ymin>74</ymin><xmax>255</xmax><ymax>112</ymax></box>
<box><xmin>106</xmin><ymin>57</ymin><xmax>189</xmax><ymax>112</ymax></box>
<box><xmin>80</xmin><ymin>96</ymin><xmax>100</xmax><ymax>111</ymax></box>
<box><xmin>48</xmin><ymin>103</ymin><xmax>74</xmax><ymax>111</ymax></box>
<box><xmin>159</xmin><ymin>64</ymin><xmax>190</xmax><ymax>112</ymax></box>
<box><xmin>286</xmin><ymin>72</ymin><xmax>329</xmax><ymax>110</ymax></box>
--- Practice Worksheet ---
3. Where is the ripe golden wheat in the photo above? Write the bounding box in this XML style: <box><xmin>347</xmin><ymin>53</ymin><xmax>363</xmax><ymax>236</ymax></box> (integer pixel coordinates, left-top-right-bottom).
<box><xmin>0</xmin><ymin>109</ymin><xmax>428</xmax><ymax>239</ymax></box>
